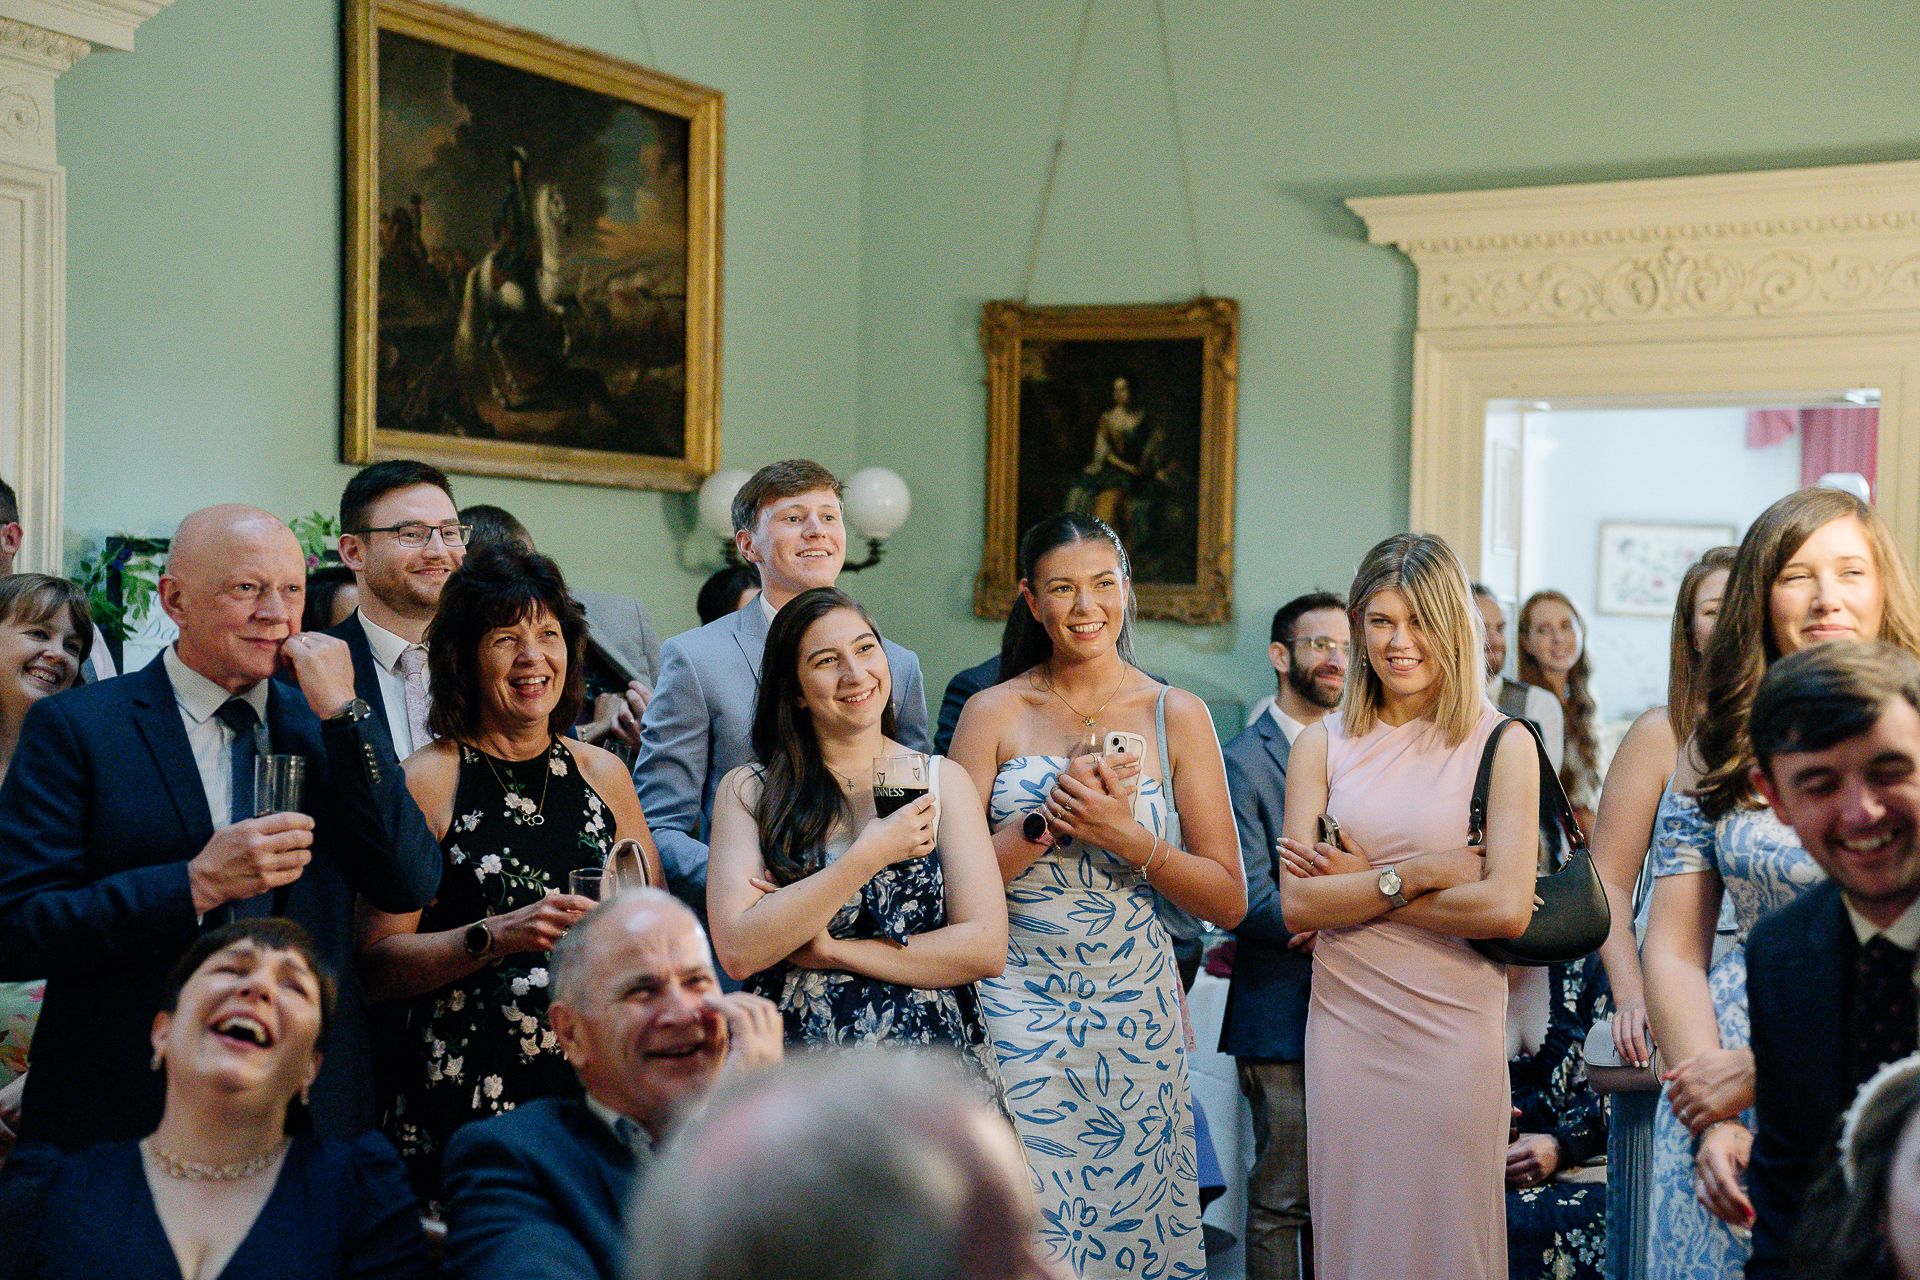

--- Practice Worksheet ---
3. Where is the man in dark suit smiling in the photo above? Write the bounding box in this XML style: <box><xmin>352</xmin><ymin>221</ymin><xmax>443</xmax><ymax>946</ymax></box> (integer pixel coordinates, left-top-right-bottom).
<box><xmin>1738</xmin><ymin>641</ymin><xmax>1920</xmax><ymax>1277</ymax></box>
<box><xmin>0</xmin><ymin>504</ymin><xmax>439</xmax><ymax>1149</ymax></box>
<box><xmin>441</xmin><ymin>889</ymin><xmax>783</xmax><ymax>1280</ymax></box>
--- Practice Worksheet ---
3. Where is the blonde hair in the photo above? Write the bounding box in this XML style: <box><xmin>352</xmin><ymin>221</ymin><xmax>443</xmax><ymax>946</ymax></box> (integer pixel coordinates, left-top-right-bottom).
<box><xmin>1342</xmin><ymin>533</ymin><xmax>1484</xmax><ymax>747</ymax></box>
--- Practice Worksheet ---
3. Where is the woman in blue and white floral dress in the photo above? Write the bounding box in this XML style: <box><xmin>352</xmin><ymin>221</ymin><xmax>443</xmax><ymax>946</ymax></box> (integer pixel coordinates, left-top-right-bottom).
<box><xmin>358</xmin><ymin>543</ymin><xmax>661</xmax><ymax>1202</ymax></box>
<box><xmin>1641</xmin><ymin>488</ymin><xmax>1920</xmax><ymax>1280</ymax></box>
<box><xmin>707</xmin><ymin>587</ymin><xmax>1007</xmax><ymax>1091</ymax></box>
<box><xmin>951</xmin><ymin>513</ymin><xmax>1246</xmax><ymax>1280</ymax></box>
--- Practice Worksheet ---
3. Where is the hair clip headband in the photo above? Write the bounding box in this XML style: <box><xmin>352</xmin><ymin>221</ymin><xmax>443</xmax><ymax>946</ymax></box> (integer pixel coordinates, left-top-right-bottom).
<box><xmin>1840</xmin><ymin>1052</ymin><xmax>1920</xmax><ymax>1187</ymax></box>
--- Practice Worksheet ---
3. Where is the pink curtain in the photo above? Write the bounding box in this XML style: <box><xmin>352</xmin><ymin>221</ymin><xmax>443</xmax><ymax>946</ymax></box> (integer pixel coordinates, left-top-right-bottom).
<box><xmin>1745</xmin><ymin>406</ymin><xmax>1878</xmax><ymax>492</ymax></box>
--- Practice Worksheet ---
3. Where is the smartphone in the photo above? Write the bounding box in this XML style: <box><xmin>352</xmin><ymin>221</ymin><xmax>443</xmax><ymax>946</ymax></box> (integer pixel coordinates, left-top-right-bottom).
<box><xmin>1317</xmin><ymin>813</ymin><xmax>1345</xmax><ymax>850</ymax></box>
<box><xmin>1102</xmin><ymin>730</ymin><xmax>1152</xmax><ymax>826</ymax></box>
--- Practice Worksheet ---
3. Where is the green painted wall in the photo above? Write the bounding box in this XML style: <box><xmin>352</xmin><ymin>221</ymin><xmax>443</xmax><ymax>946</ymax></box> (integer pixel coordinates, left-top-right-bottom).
<box><xmin>60</xmin><ymin>0</ymin><xmax>865</xmax><ymax>627</ymax></box>
<box><xmin>57</xmin><ymin>0</ymin><xmax>1920</xmax><ymax>712</ymax></box>
<box><xmin>852</xmin><ymin>0</ymin><xmax>1920</xmax><ymax>712</ymax></box>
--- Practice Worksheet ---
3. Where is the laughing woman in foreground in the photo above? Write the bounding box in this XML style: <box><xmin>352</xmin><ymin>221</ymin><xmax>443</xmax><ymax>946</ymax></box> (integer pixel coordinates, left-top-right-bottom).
<box><xmin>950</xmin><ymin>512</ymin><xmax>1245</xmax><ymax>1280</ymax></box>
<box><xmin>1278</xmin><ymin>533</ymin><xmax>1539</xmax><ymax>1280</ymax></box>
<box><xmin>0</xmin><ymin>919</ymin><xmax>430</xmax><ymax>1279</ymax></box>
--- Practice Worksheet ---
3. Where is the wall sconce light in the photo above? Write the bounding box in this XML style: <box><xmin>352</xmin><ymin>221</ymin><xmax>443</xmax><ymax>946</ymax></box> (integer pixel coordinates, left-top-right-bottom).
<box><xmin>696</xmin><ymin>467</ymin><xmax>752</xmax><ymax>564</ymax></box>
<box><xmin>841</xmin><ymin>467</ymin><xmax>911</xmax><ymax>572</ymax></box>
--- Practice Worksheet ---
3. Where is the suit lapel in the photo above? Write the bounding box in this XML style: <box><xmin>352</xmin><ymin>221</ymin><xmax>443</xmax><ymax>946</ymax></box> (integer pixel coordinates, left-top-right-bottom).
<box><xmin>1259</xmin><ymin>713</ymin><xmax>1291</xmax><ymax>779</ymax></box>
<box><xmin>1784</xmin><ymin>885</ymin><xmax>1852</xmax><ymax>1100</ymax></box>
<box><xmin>128</xmin><ymin>659</ymin><xmax>216</xmax><ymax>847</ymax></box>
<box><xmin>329</xmin><ymin>612</ymin><xmax>389</xmax><ymax>725</ymax></box>
<box><xmin>730</xmin><ymin>602</ymin><xmax>771</xmax><ymax>694</ymax></box>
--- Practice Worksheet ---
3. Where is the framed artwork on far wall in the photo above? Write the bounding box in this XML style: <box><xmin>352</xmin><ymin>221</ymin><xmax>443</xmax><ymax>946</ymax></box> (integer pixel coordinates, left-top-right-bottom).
<box><xmin>974</xmin><ymin>298</ymin><xmax>1239</xmax><ymax>625</ymax></box>
<box><xmin>1595</xmin><ymin>521</ymin><xmax>1737</xmax><ymax>616</ymax></box>
<box><xmin>343</xmin><ymin>0</ymin><xmax>723</xmax><ymax>491</ymax></box>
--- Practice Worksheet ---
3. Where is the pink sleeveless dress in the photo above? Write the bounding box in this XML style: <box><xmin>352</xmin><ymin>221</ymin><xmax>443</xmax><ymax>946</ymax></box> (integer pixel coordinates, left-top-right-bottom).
<box><xmin>1307</xmin><ymin>705</ymin><xmax>1509</xmax><ymax>1280</ymax></box>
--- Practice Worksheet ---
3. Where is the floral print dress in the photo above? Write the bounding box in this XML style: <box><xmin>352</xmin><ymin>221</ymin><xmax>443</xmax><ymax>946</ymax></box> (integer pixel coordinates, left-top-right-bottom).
<box><xmin>383</xmin><ymin>738</ymin><xmax>613</xmax><ymax>1199</ymax></box>
<box><xmin>1507</xmin><ymin>955</ymin><xmax>1611</xmax><ymax>1280</ymax></box>
<box><xmin>744</xmin><ymin>761</ymin><xmax>1004</xmax><ymax>1097</ymax></box>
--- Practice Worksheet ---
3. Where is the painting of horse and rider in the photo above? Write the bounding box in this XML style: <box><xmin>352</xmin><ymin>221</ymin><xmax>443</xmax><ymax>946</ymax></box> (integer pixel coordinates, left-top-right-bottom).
<box><xmin>345</xmin><ymin>0</ymin><xmax>722</xmax><ymax>490</ymax></box>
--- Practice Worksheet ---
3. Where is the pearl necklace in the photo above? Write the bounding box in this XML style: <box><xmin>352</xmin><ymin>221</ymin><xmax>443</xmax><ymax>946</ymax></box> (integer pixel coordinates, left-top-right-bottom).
<box><xmin>142</xmin><ymin>1136</ymin><xmax>289</xmax><ymax>1182</ymax></box>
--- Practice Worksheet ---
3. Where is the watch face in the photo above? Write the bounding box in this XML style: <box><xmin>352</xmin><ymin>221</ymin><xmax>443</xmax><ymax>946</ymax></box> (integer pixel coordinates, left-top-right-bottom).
<box><xmin>1023</xmin><ymin>809</ymin><xmax>1048</xmax><ymax>842</ymax></box>
<box><xmin>1379</xmin><ymin>868</ymin><xmax>1402</xmax><ymax>895</ymax></box>
<box><xmin>463</xmin><ymin>923</ymin><xmax>490</xmax><ymax>957</ymax></box>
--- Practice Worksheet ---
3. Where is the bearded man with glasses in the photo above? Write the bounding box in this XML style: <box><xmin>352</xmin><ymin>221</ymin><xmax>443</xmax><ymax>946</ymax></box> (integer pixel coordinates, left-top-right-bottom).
<box><xmin>334</xmin><ymin>460</ymin><xmax>468</xmax><ymax>761</ymax></box>
<box><xmin>1219</xmin><ymin>590</ymin><xmax>1349</xmax><ymax>1280</ymax></box>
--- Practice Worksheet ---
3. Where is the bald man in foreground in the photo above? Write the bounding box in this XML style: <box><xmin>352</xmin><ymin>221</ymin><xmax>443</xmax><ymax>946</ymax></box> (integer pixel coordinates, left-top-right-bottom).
<box><xmin>441</xmin><ymin>890</ymin><xmax>783</xmax><ymax>1280</ymax></box>
<box><xmin>0</xmin><ymin>504</ymin><xmax>440</xmax><ymax>1148</ymax></box>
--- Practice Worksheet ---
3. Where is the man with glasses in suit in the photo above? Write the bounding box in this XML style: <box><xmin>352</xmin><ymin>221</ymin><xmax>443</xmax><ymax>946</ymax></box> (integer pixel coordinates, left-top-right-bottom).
<box><xmin>333</xmin><ymin>461</ymin><xmax>468</xmax><ymax>761</ymax></box>
<box><xmin>1220</xmin><ymin>591</ymin><xmax>1348</xmax><ymax>1280</ymax></box>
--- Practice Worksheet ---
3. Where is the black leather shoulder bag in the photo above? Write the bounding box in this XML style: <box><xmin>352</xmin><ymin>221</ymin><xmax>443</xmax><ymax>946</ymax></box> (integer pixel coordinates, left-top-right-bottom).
<box><xmin>1467</xmin><ymin>716</ymin><xmax>1611</xmax><ymax>967</ymax></box>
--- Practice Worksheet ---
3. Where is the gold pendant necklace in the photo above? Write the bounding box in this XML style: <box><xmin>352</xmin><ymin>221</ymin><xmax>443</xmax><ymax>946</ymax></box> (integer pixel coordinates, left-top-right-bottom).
<box><xmin>1038</xmin><ymin>665</ymin><xmax>1125</xmax><ymax>732</ymax></box>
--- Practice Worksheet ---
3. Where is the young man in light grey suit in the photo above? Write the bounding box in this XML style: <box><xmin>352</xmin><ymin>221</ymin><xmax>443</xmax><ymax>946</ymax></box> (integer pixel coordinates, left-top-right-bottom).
<box><xmin>633</xmin><ymin>459</ymin><xmax>930</xmax><ymax>913</ymax></box>
<box><xmin>1219</xmin><ymin>590</ymin><xmax>1347</xmax><ymax>1280</ymax></box>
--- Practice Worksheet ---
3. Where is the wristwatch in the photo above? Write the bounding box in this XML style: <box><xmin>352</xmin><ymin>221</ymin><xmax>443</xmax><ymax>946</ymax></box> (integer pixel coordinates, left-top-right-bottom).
<box><xmin>1021</xmin><ymin>808</ymin><xmax>1058</xmax><ymax>849</ymax></box>
<box><xmin>462</xmin><ymin>920</ymin><xmax>493</xmax><ymax>960</ymax></box>
<box><xmin>325</xmin><ymin>698</ymin><xmax>372</xmax><ymax>725</ymax></box>
<box><xmin>1377</xmin><ymin>866</ymin><xmax>1410</xmax><ymax>908</ymax></box>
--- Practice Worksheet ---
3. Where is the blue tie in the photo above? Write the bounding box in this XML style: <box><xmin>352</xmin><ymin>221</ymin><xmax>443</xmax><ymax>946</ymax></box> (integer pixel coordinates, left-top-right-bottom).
<box><xmin>213</xmin><ymin>698</ymin><xmax>263</xmax><ymax>825</ymax></box>
<box><xmin>213</xmin><ymin>698</ymin><xmax>271</xmax><ymax>919</ymax></box>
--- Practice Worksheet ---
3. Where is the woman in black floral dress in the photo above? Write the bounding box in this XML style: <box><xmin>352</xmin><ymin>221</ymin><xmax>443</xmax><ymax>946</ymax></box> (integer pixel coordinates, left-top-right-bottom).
<box><xmin>358</xmin><ymin>544</ymin><xmax>661</xmax><ymax>1198</ymax></box>
<box><xmin>1507</xmin><ymin>954</ymin><xmax>1611</xmax><ymax>1280</ymax></box>
<box><xmin>706</xmin><ymin>587</ymin><xmax>1006</xmax><ymax>1090</ymax></box>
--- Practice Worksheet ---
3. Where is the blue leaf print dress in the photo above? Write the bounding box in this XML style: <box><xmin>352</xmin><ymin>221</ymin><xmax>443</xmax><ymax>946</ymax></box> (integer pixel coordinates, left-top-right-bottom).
<box><xmin>1643</xmin><ymin>788</ymin><xmax>1822</xmax><ymax>1280</ymax></box>
<box><xmin>981</xmin><ymin>751</ymin><xmax>1205</xmax><ymax>1280</ymax></box>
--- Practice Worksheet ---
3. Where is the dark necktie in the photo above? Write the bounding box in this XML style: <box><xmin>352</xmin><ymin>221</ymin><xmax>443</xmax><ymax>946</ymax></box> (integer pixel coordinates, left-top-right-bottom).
<box><xmin>212</xmin><ymin>699</ymin><xmax>270</xmax><ymax>920</ymax></box>
<box><xmin>1855</xmin><ymin>935</ymin><xmax>1918</xmax><ymax>1085</ymax></box>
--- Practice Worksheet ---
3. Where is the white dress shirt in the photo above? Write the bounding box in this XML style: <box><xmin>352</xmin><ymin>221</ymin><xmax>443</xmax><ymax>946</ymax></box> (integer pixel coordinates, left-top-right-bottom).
<box><xmin>163</xmin><ymin>646</ymin><xmax>271</xmax><ymax>829</ymax></box>
<box><xmin>1268</xmin><ymin>702</ymin><xmax>1309</xmax><ymax>747</ymax></box>
<box><xmin>1486</xmin><ymin>674</ymin><xmax>1566</xmax><ymax>772</ymax></box>
<box><xmin>357</xmin><ymin>613</ymin><xmax>427</xmax><ymax>759</ymax></box>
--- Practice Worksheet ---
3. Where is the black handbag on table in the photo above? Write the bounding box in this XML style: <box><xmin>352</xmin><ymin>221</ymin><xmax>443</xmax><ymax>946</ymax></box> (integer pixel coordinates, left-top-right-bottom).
<box><xmin>1467</xmin><ymin>716</ymin><xmax>1611</xmax><ymax>967</ymax></box>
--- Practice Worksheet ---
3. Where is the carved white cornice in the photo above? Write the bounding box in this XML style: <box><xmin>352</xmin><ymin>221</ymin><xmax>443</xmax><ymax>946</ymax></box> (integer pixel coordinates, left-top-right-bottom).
<box><xmin>0</xmin><ymin>19</ymin><xmax>87</xmax><ymax>73</ymax></box>
<box><xmin>1349</xmin><ymin>159</ymin><xmax>1920</xmax><ymax>329</ymax></box>
<box><xmin>0</xmin><ymin>1</ymin><xmax>171</xmax><ymax>53</ymax></box>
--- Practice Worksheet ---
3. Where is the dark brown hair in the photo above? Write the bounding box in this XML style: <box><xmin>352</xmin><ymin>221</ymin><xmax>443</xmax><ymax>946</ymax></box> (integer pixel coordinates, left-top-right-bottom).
<box><xmin>731</xmin><ymin>460</ymin><xmax>843</xmax><ymax>535</ymax></box>
<box><xmin>0</xmin><ymin>573</ymin><xmax>94</xmax><ymax>672</ymax></box>
<box><xmin>1518</xmin><ymin>589</ymin><xmax>1600</xmax><ymax>802</ymax></box>
<box><xmin>163</xmin><ymin>917</ymin><xmax>338</xmax><ymax>1045</ymax></box>
<box><xmin>424</xmin><ymin>541</ymin><xmax>587</xmax><ymax>741</ymax></box>
<box><xmin>339</xmin><ymin>459</ymin><xmax>455</xmax><ymax>535</ymax></box>
<box><xmin>998</xmin><ymin>512</ymin><xmax>1136</xmax><ymax>682</ymax></box>
<box><xmin>1667</xmin><ymin>547</ymin><xmax>1738</xmax><ymax>743</ymax></box>
<box><xmin>751</xmin><ymin>587</ymin><xmax>898</xmax><ymax>884</ymax></box>
<box><xmin>1695</xmin><ymin>488</ymin><xmax>1920</xmax><ymax>818</ymax></box>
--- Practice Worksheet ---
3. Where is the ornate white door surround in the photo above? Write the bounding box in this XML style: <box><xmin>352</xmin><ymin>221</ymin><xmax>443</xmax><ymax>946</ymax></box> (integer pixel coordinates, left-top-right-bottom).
<box><xmin>0</xmin><ymin>2</ymin><xmax>171</xmax><ymax>573</ymax></box>
<box><xmin>1348</xmin><ymin>160</ymin><xmax>1920</xmax><ymax>575</ymax></box>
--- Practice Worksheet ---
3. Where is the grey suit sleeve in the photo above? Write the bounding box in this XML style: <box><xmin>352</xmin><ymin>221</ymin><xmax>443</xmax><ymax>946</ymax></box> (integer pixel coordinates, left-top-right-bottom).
<box><xmin>634</xmin><ymin>599</ymin><xmax>663</xmax><ymax>689</ymax></box>
<box><xmin>1224</xmin><ymin>746</ymin><xmax>1293</xmax><ymax>946</ymax></box>
<box><xmin>632</xmin><ymin>637</ymin><xmax>712</xmax><ymax>903</ymax></box>
<box><xmin>892</xmin><ymin>649</ymin><xmax>931</xmax><ymax>754</ymax></box>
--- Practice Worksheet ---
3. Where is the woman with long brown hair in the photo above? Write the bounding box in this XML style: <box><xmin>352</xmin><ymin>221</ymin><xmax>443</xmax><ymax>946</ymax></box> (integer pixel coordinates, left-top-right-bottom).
<box><xmin>1518</xmin><ymin>589</ymin><xmax>1603</xmax><ymax>832</ymax></box>
<box><xmin>705</xmin><ymin>586</ymin><xmax>1005</xmax><ymax>1083</ymax></box>
<box><xmin>1640</xmin><ymin>488</ymin><xmax>1920</xmax><ymax>1280</ymax></box>
<box><xmin>1584</xmin><ymin>546</ymin><xmax>1734</xmax><ymax>1280</ymax></box>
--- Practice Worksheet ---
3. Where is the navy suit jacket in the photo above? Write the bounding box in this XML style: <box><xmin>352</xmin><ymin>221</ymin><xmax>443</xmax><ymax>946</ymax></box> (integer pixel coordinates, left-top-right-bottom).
<box><xmin>633</xmin><ymin>600</ymin><xmax>928</xmax><ymax>909</ymax></box>
<box><xmin>1746</xmin><ymin>880</ymin><xmax>1856</xmax><ymax>1280</ymax></box>
<box><xmin>1218</xmin><ymin>711</ymin><xmax>1312</xmax><ymax>1061</ymax></box>
<box><xmin>442</xmin><ymin>1096</ymin><xmax>637</xmax><ymax>1280</ymax></box>
<box><xmin>327</xmin><ymin>612</ymin><xmax>401</xmax><ymax>758</ymax></box>
<box><xmin>934</xmin><ymin>654</ymin><xmax>999</xmax><ymax>756</ymax></box>
<box><xmin>0</xmin><ymin>656</ymin><xmax>440</xmax><ymax>1149</ymax></box>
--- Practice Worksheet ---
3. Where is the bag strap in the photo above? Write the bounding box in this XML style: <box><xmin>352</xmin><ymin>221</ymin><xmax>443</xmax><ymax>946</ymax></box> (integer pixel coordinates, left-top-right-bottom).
<box><xmin>1467</xmin><ymin>715</ymin><xmax>1588</xmax><ymax>859</ymax></box>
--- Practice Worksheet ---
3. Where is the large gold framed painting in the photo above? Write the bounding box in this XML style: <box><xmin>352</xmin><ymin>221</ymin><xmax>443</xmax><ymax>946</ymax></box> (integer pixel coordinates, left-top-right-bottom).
<box><xmin>975</xmin><ymin>299</ymin><xmax>1238</xmax><ymax>625</ymax></box>
<box><xmin>344</xmin><ymin>0</ymin><xmax>722</xmax><ymax>490</ymax></box>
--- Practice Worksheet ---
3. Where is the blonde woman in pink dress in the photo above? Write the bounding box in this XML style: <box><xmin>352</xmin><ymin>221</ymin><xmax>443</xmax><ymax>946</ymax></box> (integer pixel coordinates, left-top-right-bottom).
<box><xmin>1278</xmin><ymin>534</ymin><xmax>1541</xmax><ymax>1280</ymax></box>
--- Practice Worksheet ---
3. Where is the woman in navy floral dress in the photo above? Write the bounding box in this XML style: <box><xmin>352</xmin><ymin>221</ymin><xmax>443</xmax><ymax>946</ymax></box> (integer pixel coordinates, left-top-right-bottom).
<box><xmin>357</xmin><ymin>544</ymin><xmax>660</xmax><ymax>1200</ymax></box>
<box><xmin>706</xmin><ymin>587</ymin><xmax>1006</xmax><ymax>1089</ymax></box>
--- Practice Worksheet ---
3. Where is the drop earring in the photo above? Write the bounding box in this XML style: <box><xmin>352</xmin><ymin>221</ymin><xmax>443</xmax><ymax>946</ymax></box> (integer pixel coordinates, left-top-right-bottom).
<box><xmin>149</xmin><ymin>1050</ymin><xmax>162</xmax><ymax>1071</ymax></box>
